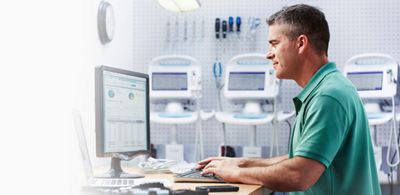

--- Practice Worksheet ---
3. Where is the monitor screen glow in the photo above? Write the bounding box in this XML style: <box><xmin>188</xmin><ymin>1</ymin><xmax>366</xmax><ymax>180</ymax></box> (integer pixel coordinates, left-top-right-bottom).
<box><xmin>347</xmin><ymin>71</ymin><xmax>383</xmax><ymax>91</ymax></box>
<box><xmin>152</xmin><ymin>72</ymin><xmax>188</xmax><ymax>91</ymax></box>
<box><xmin>228</xmin><ymin>72</ymin><xmax>265</xmax><ymax>91</ymax></box>
<box><xmin>96</xmin><ymin>66</ymin><xmax>150</xmax><ymax>157</ymax></box>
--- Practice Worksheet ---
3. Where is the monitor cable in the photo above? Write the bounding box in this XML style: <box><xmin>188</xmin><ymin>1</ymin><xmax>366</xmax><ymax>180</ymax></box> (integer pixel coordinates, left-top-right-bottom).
<box><xmin>386</xmin><ymin>96</ymin><xmax>400</xmax><ymax>195</ymax></box>
<box><xmin>388</xmin><ymin>114</ymin><xmax>400</xmax><ymax>195</ymax></box>
<box><xmin>386</xmin><ymin>96</ymin><xmax>400</xmax><ymax>168</ymax></box>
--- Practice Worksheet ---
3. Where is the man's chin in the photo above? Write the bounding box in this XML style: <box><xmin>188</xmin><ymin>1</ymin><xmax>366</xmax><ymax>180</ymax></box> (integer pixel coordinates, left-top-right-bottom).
<box><xmin>276</xmin><ymin>74</ymin><xmax>289</xmax><ymax>80</ymax></box>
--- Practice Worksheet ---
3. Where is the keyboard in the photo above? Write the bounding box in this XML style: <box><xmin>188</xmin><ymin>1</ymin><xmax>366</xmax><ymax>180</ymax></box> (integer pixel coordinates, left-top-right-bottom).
<box><xmin>88</xmin><ymin>178</ymin><xmax>135</xmax><ymax>187</ymax></box>
<box><xmin>88</xmin><ymin>178</ymin><xmax>171</xmax><ymax>188</ymax></box>
<box><xmin>174</xmin><ymin>169</ymin><xmax>225</xmax><ymax>183</ymax></box>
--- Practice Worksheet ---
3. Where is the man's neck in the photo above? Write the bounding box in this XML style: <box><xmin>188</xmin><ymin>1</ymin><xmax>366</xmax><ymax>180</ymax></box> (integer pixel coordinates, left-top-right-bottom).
<box><xmin>295</xmin><ymin>55</ymin><xmax>329</xmax><ymax>88</ymax></box>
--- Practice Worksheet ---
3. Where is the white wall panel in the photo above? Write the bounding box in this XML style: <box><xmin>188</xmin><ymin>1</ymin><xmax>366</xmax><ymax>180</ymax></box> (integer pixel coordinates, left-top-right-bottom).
<box><xmin>131</xmin><ymin>0</ymin><xmax>400</xmax><ymax>160</ymax></box>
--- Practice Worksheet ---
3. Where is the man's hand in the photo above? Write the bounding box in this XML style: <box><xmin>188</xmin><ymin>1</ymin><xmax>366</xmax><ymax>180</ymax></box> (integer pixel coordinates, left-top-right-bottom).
<box><xmin>197</xmin><ymin>157</ymin><xmax>247</xmax><ymax>170</ymax></box>
<box><xmin>200</xmin><ymin>158</ymin><xmax>243</xmax><ymax>183</ymax></box>
<box><xmin>196</xmin><ymin>156</ymin><xmax>325</xmax><ymax>191</ymax></box>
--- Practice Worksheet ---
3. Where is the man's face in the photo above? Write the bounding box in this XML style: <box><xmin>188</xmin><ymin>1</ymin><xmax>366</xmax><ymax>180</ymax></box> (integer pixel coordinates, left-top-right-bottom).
<box><xmin>266</xmin><ymin>24</ymin><xmax>300</xmax><ymax>79</ymax></box>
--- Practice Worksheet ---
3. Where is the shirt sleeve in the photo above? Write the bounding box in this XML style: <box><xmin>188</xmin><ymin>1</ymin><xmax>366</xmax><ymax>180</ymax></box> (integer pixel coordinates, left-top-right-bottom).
<box><xmin>294</xmin><ymin>95</ymin><xmax>350</xmax><ymax>168</ymax></box>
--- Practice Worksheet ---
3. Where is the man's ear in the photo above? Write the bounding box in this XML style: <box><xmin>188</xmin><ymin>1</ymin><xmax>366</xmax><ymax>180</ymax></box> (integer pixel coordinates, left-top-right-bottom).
<box><xmin>297</xmin><ymin>35</ymin><xmax>308</xmax><ymax>54</ymax></box>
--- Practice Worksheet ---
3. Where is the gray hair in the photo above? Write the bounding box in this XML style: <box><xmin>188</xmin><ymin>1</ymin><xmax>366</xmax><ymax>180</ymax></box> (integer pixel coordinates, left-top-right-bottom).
<box><xmin>267</xmin><ymin>4</ymin><xmax>330</xmax><ymax>54</ymax></box>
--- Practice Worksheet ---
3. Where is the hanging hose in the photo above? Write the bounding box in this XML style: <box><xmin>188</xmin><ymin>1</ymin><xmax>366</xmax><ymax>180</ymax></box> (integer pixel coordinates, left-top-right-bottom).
<box><xmin>386</xmin><ymin>96</ymin><xmax>400</xmax><ymax>167</ymax></box>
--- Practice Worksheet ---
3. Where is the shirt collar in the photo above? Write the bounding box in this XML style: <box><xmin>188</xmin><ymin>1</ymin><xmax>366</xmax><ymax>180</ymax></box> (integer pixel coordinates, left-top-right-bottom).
<box><xmin>293</xmin><ymin>62</ymin><xmax>338</xmax><ymax>112</ymax></box>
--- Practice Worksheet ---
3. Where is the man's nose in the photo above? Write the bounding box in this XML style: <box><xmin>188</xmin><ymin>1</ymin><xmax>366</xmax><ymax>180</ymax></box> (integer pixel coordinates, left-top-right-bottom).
<box><xmin>266</xmin><ymin>51</ymin><xmax>274</xmax><ymax>60</ymax></box>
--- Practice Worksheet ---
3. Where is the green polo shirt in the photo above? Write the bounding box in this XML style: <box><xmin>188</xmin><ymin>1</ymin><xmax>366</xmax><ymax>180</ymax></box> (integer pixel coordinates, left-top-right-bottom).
<box><xmin>289</xmin><ymin>62</ymin><xmax>381</xmax><ymax>195</ymax></box>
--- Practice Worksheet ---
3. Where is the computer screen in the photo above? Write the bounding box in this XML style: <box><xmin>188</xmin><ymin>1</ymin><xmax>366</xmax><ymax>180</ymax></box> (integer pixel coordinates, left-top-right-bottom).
<box><xmin>95</xmin><ymin>65</ymin><xmax>149</xmax><ymax>178</ymax></box>
<box><xmin>347</xmin><ymin>71</ymin><xmax>383</xmax><ymax>91</ymax></box>
<box><xmin>228</xmin><ymin>72</ymin><xmax>265</xmax><ymax>91</ymax></box>
<box><xmin>152</xmin><ymin>72</ymin><xmax>188</xmax><ymax>91</ymax></box>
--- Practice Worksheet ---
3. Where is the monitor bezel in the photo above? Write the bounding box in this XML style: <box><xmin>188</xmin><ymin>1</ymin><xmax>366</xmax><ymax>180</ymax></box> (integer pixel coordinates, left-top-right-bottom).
<box><xmin>149</xmin><ymin>69</ymin><xmax>196</xmax><ymax>99</ymax></box>
<box><xmin>224</xmin><ymin>69</ymin><xmax>279</xmax><ymax>99</ymax></box>
<box><xmin>95</xmin><ymin>65</ymin><xmax>150</xmax><ymax>158</ymax></box>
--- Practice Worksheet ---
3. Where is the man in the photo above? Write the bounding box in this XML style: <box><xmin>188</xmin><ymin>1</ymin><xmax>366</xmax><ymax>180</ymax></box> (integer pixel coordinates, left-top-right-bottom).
<box><xmin>198</xmin><ymin>4</ymin><xmax>381</xmax><ymax>194</ymax></box>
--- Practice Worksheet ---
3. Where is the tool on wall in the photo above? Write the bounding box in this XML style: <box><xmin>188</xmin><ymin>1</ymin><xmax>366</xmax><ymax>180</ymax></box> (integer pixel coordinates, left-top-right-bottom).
<box><xmin>228</xmin><ymin>16</ymin><xmax>234</xmax><ymax>33</ymax></box>
<box><xmin>174</xmin><ymin>17</ymin><xmax>179</xmax><ymax>42</ymax></box>
<box><xmin>166</xmin><ymin>17</ymin><xmax>171</xmax><ymax>43</ymax></box>
<box><xmin>192</xmin><ymin>16</ymin><xmax>196</xmax><ymax>41</ymax></box>
<box><xmin>215</xmin><ymin>18</ymin><xmax>221</xmax><ymax>39</ymax></box>
<box><xmin>184</xmin><ymin>17</ymin><xmax>188</xmax><ymax>41</ymax></box>
<box><xmin>236</xmin><ymin>16</ymin><xmax>241</xmax><ymax>38</ymax></box>
<box><xmin>222</xmin><ymin>20</ymin><xmax>227</xmax><ymax>39</ymax></box>
<box><xmin>248</xmin><ymin>17</ymin><xmax>261</xmax><ymax>41</ymax></box>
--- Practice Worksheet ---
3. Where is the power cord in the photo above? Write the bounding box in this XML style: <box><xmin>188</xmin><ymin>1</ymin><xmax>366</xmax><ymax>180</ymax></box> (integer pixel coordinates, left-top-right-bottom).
<box><xmin>388</xmin><ymin>122</ymin><xmax>400</xmax><ymax>195</ymax></box>
<box><xmin>386</xmin><ymin>96</ymin><xmax>400</xmax><ymax>168</ymax></box>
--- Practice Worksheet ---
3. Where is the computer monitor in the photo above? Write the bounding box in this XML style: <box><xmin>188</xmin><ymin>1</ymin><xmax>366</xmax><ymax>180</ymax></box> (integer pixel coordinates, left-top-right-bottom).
<box><xmin>95</xmin><ymin>65</ymin><xmax>150</xmax><ymax>178</ymax></box>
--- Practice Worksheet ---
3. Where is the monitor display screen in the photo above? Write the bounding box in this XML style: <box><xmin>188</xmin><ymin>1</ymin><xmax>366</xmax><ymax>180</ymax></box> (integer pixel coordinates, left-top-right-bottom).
<box><xmin>347</xmin><ymin>71</ymin><xmax>383</xmax><ymax>91</ymax></box>
<box><xmin>228</xmin><ymin>72</ymin><xmax>265</xmax><ymax>91</ymax></box>
<box><xmin>96</xmin><ymin>66</ymin><xmax>150</xmax><ymax>156</ymax></box>
<box><xmin>152</xmin><ymin>72</ymin><xmax>188</xmax><ymax>91</ymax></box>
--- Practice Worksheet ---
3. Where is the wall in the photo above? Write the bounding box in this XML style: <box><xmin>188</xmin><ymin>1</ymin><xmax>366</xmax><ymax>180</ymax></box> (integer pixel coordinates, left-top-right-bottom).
<box><xmin>78</xmin><ymin>0</ymin><xmax>136</xmax><ymax>119</ymax></box>
<box><xmin>1</xmin><ymin>0</ymin><xmax>86</xmax><ymax>195</ymax></box>
<box><xmin>75</xmin><ymin>0</ymin><xmax>138</xmax><ymax>176</ymax></box>
<box><xmin>131</xmin><ymin>0</ymin><xmax>400</xmax><ymax>188</ymax></box>
<box><xmin>131</xmin><ymin>0</ymin><xmax>400</xmax><ymax>158</ymax></box>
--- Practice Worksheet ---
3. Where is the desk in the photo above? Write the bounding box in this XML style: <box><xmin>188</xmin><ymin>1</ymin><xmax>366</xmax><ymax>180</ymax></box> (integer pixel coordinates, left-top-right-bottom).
<box><xmin>126</xmin><ymin>167</ymin><xmax>270</xmax><ymax>195</ymax></box>
<box><xmin>144</xmin><ymin>173</ymin><xmax>268</xmax><ymax>195</ymax></box>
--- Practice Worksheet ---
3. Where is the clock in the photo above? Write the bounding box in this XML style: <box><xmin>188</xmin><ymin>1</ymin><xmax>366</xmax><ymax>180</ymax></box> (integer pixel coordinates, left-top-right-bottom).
<box><xmin>97</xmin><ymin>1</ymin><xmax>115</xmax><ymax>44</ymax></box>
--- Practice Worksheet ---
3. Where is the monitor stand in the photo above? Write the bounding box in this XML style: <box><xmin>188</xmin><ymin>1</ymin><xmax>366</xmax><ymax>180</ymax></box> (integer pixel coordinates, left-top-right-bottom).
<box><xmin>98</xmin><ymin>157</ymin><xmax>144</xmax><ymax>178</ymax></box>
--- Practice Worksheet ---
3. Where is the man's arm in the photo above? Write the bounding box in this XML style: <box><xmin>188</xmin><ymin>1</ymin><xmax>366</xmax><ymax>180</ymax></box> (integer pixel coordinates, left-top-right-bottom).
<box><xmin>245</xmin><ymin>155</ymin><xmax>288</xmax><ymax>167</ymax></box>
<box><xmin>202</xmin><ymin>156</ymin><xmax>325</xmax><ymax>192</ymax></box>
<box><xmin>197</xmin><ymin>155</ymin><xmax>288</xmax><ymax>169</ymax></box>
